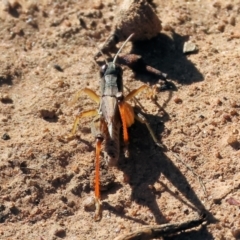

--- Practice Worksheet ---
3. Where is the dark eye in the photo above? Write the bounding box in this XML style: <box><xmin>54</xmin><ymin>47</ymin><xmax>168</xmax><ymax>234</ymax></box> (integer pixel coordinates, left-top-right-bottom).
<box><xmin>100</xmin><ymin>64</ymin><xmax>107</xmax><ymax>77</ymax></box>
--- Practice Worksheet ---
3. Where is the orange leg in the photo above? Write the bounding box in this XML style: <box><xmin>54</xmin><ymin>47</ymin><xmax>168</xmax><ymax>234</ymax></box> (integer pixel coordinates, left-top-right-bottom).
<box><xmin>119</xmin><ymin>84</ymin><xmax>148</xmax><ymax>146</ymax></box>
<box><xmin>94</xmin><ymin>135</ymin><xmax>103</xmax><ymax>221</ymax></box>
<box><xmin>118</xmin><ymin>102</ymin><xmax>129</xmax><ymax>145</ymax></box>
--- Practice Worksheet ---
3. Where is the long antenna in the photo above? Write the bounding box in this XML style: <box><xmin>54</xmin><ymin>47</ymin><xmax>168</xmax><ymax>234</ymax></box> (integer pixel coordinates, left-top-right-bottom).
<box><xmin>88</xmin><ymin>36</ymin><xmax>108</xmax><ymax>64</ymax></box>
<box><xmin>113</xmin><ymin>33</ymin><xmax>134</xmax><ymax>65</ymax></box>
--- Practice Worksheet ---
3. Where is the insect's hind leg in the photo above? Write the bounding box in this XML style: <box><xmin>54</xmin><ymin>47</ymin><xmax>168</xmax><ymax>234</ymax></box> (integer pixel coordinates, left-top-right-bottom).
<box><xmin>135</xmin><ymin>112</ymin><xmax>163</xmax><ymax>148</ymax></box>
<box><xmin>94</xmin><ymin>133</ymin><xmax>103</xmax><ymax>221</ymax></box>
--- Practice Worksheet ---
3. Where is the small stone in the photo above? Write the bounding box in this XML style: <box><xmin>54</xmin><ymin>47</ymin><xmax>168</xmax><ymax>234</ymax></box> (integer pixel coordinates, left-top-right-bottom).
<box><xmin>217</xmin><ymin>23</ymin><xmax>225</xmax><ymax>32</ymax></box>
<box><xmin>227</xmin><ymin>135</ymin><xmax>240</xmax><ymax>149</ymax></box>
<box><xmin>229</xmin><ymin>16</ymin><xmax>236</xmax><ymax>26</ymax></box>
<box><xmin>222</xmin><ymin>114</ymin><xmax>231</xmax><ymax>121</ymax></box>
<box><xmin>83</xmin><ymin>196</ymin><xmax>95</xmax><ymax>211</ymax></box>
<box><xmin>174</xmin><ymin>97</ymin><xmax>183</xmax><ymax>104</ymax></box>
<box><xmin>225</xmin><ymin>3</ymin><xmax>233</xmax><ymax>10</ymax></box>
<box><xmin>72</xmin><ymin>165</ymin><xmax>80</xmax><ymax>174</ymax></box>
<box><xmin>0</xmin><ymin>94</ymin><xmax>13</xmax><ymax>104</ymax></box>
<box><xmin>67</xmin><ymin>200</ymin><xmax>75</xmax><ymax>208</ymax></box>
<box><xmin>216</xmin><ymin>99</ymin><xmax>222</xmax><ymax>105</ymax></box>
<box><xmin>215</xmin><ymin>151</ymin><xmax>222</xmax><ymax>159</ymax></box>
<box><xmin>230</xmin><ymin>110</ymin><xmax>238</xmax><ymax>116</ymax></box>
<box><xmin>39</xmin><ymin>109</ymin><xmax>57</xmax><ymax>119</ymax></box>
<box><xmin>93</xmin><ymin>0</ymin><xmax>103</xmax><ymax>9</ymax></box>
<box><xmin>213</xmin><ymin>2</ymin><xmax>221</xmax><ymax>8</ymax></box>
<box><xmin>231</xmin><ymin>228</ymin><xmax>240</xmax><ymax>239</ymax></box>
<box><xmin>232</xmin><ymin>129</ymin><xmax>239</xmax><ymax>134</ymax></box>
<box><xmin>211</xmin><ymin>185</ymin><xmax>231</xmax><ymax>204</ymax></box>
<box><xmin>53</xmin><ymin>64</ymin><xmax>63</xmax><ymax>72</ymax></box>
<box><xmin>230</xmin><ymin>101</ymin><xmax>238</xmax><ymax>108</ymax></box>
<box><xmin>183</xmin><ymin>41</ymin><xmax>198</xmax><ymax>54</ymax></box>
<box><xmin>2</xmin><ymin>133</ymin><xmax>10</xmax><ymax>140</ymax></box>
<box><xmin>53</xmin><ymin>228</ymin><xmax>66</xmax><ymax>238</ymax></box>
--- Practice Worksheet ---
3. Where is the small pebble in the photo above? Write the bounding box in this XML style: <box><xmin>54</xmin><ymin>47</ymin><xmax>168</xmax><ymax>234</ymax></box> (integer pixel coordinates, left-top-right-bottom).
<box><xmin>183</xmin><ymin>41</ymin><xmax>198</xmax><ymax>54</ymax></box>
<box><xmin>93</xmin><ymin>0</ymin><xmax>103</xmax><ymax>10</ymax></box>
<box><xmin>230</xmin><ymin>110</ymin><xmax>238</xmax><ymax>116</ymax></box>
<box><xmin>215</xmin><ymin>151</ymin><xmax>222</xmax><ymax>159</ymax></box>
<box><xmin>67</xmin><ymin>200</ymin><xmax>75</xmax><ymax>208</ymax></box>
<box><xmin>83</xmin><ymin>196</ymin><xmax>95</xmax><ymax>210</ymax></box>
<box><xmin>39</xmin><ymin>109</ymin><xmax>57</xmax><ymax>119</ymax></box>
<box><xmin>231</xmin><ymin>228</ymin><xmax>240</xmax><ymax>239</ymax></box>
<box><xmin>53</xmin><ymin>64</ymin><xmax>63</xmax><ymax>72</ymax></box>
<box><xmin>0</xmin><ymin>94</ymin><xmax>13</xmax><ymax>104</ymax></box>
<box><xmin>2</xmin><ymin>133</ymin><xmax>10</xmax><ymax>140</ymax></box>
<box><xmin>217</xmin><ymin>23</ymin><xmax>225</xmax><ymax>32</ymax></box>
<box><xmin>174</xmin><ymin>97</ymin><xmax>183</xmax><ymax>104</ymax></box>
<box><xmin>227</xmin><ymin>135</ymin><xmax>240</xmax><ymax>149</ymax></box>
<box><xmin>225</xmin><ymin>3</ymin><xmax>233</xmax><ymax>10</ymax></box>
<box><xmin>232</xmin><ymin>129</ymin><xmax>239</xmax><ymax>134</ymax></box>
<box><xmin>72</xmin><ymin>165</ymin><xmax>80</xmax><ymax>174</ymax></box>
<box><xmin>216</xmin><ymin>99</ymin><xmax>222</xmax><ymax>105</ymax></box>
<box><xmin>222</xmin><ymin>114</ymin><xmax>231</xmax><ymax>121</ymax></box>
<box><xmin>226</xmin><ymin>197</ymin><xmax>240</xmax><ymax>206</ymax></box>
<box><xmin>213</xmin><ymin>2</ymin><xmax>221</xmax><ymax>8</ymax></box>
<box><xmin>54</xmin><ymin>228</ymin><xmax>66</xmax><ymax>238</ymax></box>
<box><xmin>230</xmin><ymin>101</ymin><xmax>238</xmax><ymax>108</ymax></box>
<box><xmin>229</xmin><ymin>16</ymin><xmax>236</xmax><ymax>26</ymax></box>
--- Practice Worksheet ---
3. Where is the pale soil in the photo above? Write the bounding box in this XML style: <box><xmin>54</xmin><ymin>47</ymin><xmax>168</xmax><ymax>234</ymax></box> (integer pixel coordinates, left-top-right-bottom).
<box><xmin>0</xmin><ymin>0</ymin><xmax>240</xmax><ymax>240</ymax></box>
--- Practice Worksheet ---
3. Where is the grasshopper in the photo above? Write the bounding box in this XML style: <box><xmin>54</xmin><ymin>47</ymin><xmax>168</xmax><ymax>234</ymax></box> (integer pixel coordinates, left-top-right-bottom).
<box><xmin>69</xmin><ymin>34</ymin><xmax>162</xmax><ymax>220</ymax></box>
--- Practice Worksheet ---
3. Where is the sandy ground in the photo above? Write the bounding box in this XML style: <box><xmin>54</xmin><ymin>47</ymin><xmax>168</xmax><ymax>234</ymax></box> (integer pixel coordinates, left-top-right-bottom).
<box><xmin>0</xmin><ymin>0</ymin><xmax>240</xmax><ymax>239</ymax></box>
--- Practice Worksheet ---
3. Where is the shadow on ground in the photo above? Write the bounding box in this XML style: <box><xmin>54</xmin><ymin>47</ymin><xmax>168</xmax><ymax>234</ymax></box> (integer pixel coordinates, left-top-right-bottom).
<box><xmin>130</xmin><ymin>32</ymin><xmax>204</xmax><ymax>85</ymax></box>
<box><xmin>110</xmin><ymin>110</ymin><xmax>215</xmax><ymax>239</ymax></box>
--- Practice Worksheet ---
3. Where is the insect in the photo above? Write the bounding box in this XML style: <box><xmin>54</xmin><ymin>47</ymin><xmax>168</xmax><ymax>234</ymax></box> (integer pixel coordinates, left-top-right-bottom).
<box><xmin>68</xmin><ymin>34</ymin><xmax>162</xmax><ymax>220</ymax></box>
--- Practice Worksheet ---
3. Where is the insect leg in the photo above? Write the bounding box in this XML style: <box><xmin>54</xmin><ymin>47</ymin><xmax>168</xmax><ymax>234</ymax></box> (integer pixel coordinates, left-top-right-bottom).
<box><xmin>124</xmin><ymin>84</ymin><xmax>148</xmax><ymax>101</ymax></box>
<box><xmin>135</xmin><ymin>112</ymin><xmax>163</xmax><ymax>148</ymax></box>
<box><xmin>70</xmin><ymin>88</ymin><xmax>100</xmax><ymax>105</ymax></box>
<box><xmin>94</xmin><ymin>133</ymin><xmax>103</xmax><ymax>221</ymax></box>
<box><xmin>117</xmin><ymin>93</ymin><xmax>135</xmax><ymax>157</ymax></box>
<box><xmin>70</xmin><ymin>109</ymin><xmax>98</xmax><ymax>137</ymax></box>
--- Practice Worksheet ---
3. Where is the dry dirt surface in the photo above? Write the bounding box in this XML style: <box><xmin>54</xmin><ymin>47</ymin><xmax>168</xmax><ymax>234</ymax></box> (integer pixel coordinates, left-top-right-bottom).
<box><xmin>1</xmin><ymin>0</ymin><xmax>240</xmax><ymax>239</ymax></box>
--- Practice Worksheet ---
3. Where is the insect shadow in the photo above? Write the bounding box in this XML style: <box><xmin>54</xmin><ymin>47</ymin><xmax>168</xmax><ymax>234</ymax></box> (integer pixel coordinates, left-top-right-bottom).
<box><xmin>130</xmin><ymin>31</ymin><xmax>204</xmax><ymax>85</ymax></box>
<box><xmin>102</xmin><ymin>108</ymin><xmax>216</xmax><ymax>238</ymax></box>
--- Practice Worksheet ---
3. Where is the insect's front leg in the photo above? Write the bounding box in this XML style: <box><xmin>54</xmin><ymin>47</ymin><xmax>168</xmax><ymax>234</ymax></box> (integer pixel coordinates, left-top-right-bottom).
<box><xmin>65</xmin><ymin>109</ymin><xmax>98</xmax><ymax>140</ymax></box>
<box><xmin>65</xmin><ymin>88</ymin><xmax>100</xmax><ymax>140</ymax></box>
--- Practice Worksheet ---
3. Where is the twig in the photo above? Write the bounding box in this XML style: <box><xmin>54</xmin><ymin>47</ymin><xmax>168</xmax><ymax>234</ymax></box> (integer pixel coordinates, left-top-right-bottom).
<box><xmin>114</xmin><ymin>215</ymin><xmax>205</xmax><ymax>240</ymax></box>
<box><xmin>173</xmin><ymin>153</ymin><xmax>207</xmax><ymax>197</ymax></box>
